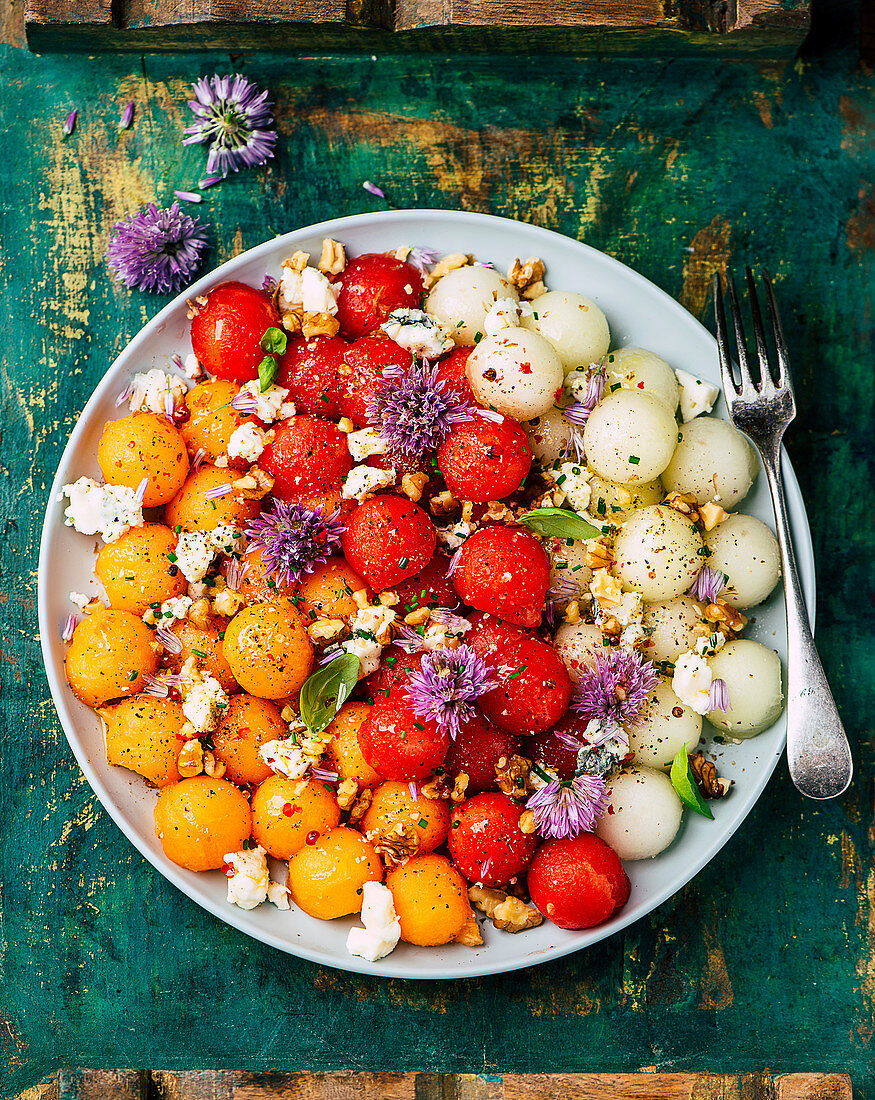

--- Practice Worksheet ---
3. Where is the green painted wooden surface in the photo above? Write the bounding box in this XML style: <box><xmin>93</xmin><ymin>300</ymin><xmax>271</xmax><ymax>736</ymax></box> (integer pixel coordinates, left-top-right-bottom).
<box><xmin>1</xmin><ymin>8</ymin><xmax>873</xmax><ymax>1100</ymax></box>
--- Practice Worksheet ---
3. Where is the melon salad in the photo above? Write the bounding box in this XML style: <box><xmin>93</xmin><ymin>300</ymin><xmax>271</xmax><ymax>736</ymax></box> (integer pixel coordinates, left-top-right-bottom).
<box><xmin>57</xmin><ymin>238</ymin><xmax>784</xmax><ymax>961</ymax></box>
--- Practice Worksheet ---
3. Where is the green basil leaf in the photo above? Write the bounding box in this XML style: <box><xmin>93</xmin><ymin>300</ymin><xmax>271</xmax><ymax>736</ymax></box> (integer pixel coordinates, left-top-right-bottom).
<box><xmin>258</xmin><ymin>354</ymin><xmax>279</xmax><ymax>393</ymax></box>
<box><xmin>299</xmin><ymin>653</ymin><xmax>361</xmax><ymax>736</ymax></box>
<box><xmin>670</xmin><ymin>743</ymin><xmax>714</xmax><ymax>820</ymax></box>
<box><xmin>518</xmin><ymin>507</ymin><xmax>602</xmax><ymax>541</ymax></box>
<box><xmin>260</xmin><ymin>326</ymin><xmax>288</xmax><ymax>356</ymax></box>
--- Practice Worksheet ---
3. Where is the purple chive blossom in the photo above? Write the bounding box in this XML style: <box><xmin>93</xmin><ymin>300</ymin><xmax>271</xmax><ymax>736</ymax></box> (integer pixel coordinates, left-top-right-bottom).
<box><xmin>562</xmin><ymin>404</ymin><xmax>592</xmax><ymax>426</ymax></box>
<box><xmin>688</xmin><ymin>565</ymin><xmax>727</xmax><ymax>604</ymax></box>
<box><xmin>119</xmin><ymin>102</ymin><xmax>134</xmax><ymax>130</ymax></box>
<box><xmin>224</xmin><ymin>556</ymin><xmax>249</xmax><ymax>592</ymax></box>
<box><xmin>156</xmin><ymin>626</ymin><xmax>183</xmax><ymax>653</ymax></box>
<box><xmin>63</xmin><ymin>109</ymin><xmax>77</xmax><ymax>136</ymax></box>
<box><xmin>140</xmin><ymin>672</ymin><xmax>183</xmax><ymax>698</ymax></box>
<box><xmin>116</xmin><ymin>384</ymin><xmax>133</xmax><ymax>408</ymax></box>
<box><xmin>431</xmin><ymin>608</ymin><xmax>470</xmax><ymax>633</ymax></box>
<box><xmin>405</xmin><ymin>645</ymin><xmax>496</xmax><ymax>739</ymax></box>
<box><xmin>184</xmin><ymin>74</ymin><xmax>277</xmax><ymax>178</ymax></box>
<box><xmin>474</xmin><ymin>408</ymin><xmax>503</xmax><ymax>424</ymax></box>
<box><xmin>709</xmin><ymin>678</ymin><xmax>730</xmax><ymax>713</ymax></box>
<box><xmin>174</xmin><ymin>190</ymin><xmax>202</xmax><ymax>204</ymax></box>
<box><xmin>572</xmin><ymin>649</ymin><xmax>660</xmax><ymax>734</ymax></box>
<box><xmin>199</xmin><ymin>175</ymin><xmax>223</xmax><ymax>189</ymax></box>
<box><xmin>446</xmin><ymin>547</ymin><xmax>463</xmax><ymax>576</ymax></box>
<box><xmin>134</xmin><ymin>478</ymin><xmax>149</xmax><ymax>504</ymax></box>
<box><xmin>262</xmin><ymin>275</ymin><xmax>278</xmax><ymax>295</ymax></box>
<box><xmin>190</xmin><ymin>447</ymin><xmax>207</xmax><ymax>475</ymax></box>
<box><xmin>363</xmin><ymin>180</ymin><xmax>386</xmax><ymax>199</ymax></box>
<box><xmin>320</xmin><ymin>646</ymin><xmax>343</xmax><ymax>666</ymax></box>
<box><xmin>204</xmin><ymin>483</ymin><xmax>232</xmax><ymax>500</ymax></box>
<box><xmin>311</xmin><ymin>766</ymin><xmax>339</xmax><ymax>783</ymax></box>
<box><xmin>164</xmin><ymin>390</ymin><xmax>176</xmax><ymax>420</ymax></box>
<box><xmin>61</xmin><ymin>615</ymin><xmax>77</xmax><ymax>642</ymax></box>
<box><xmin>367</xmin><ymin>358</ymin><xmax>473</xmax><ymax>463</ymax></box>
<box><xmin>106</xmin><ymin>202</ymin><xmax>208</xmax><ymax>294</ymax></box>
<box><xmin>526</xmin><ymin>773</ymin><xmax>609</xmax><ymax>840</ymax></box>
<box><xmin>393</xmin><ymin>624</ymin><xmax>426</xmax><ymax>653</ymax></box>
<box><xmin>408</xmin><ymin>781</ymin><xmax>418</xmax><ymax>801</ymax></box>
<box><xmin>231</xmin><ymin>391</ymin><xmax>259</xmax><ymax>414</ymax></box>
<box><xmin>405</xmin><ymin>247</ymin><xmax>440</xmax><ymax>275</ymax></box>
<box><xmin>245</xmin><ymin>500</ymin><xmax>345</xmax><ymax>587</ymax></box>
<box><xmin>544</xmin><ymin>578</ymin><xmax>581</xmax><ymax>628</ymax></box>
<box><xmin>561</xmin><ymin>360</ymin><xmax>606</xmax><ymax>456</ymax></box>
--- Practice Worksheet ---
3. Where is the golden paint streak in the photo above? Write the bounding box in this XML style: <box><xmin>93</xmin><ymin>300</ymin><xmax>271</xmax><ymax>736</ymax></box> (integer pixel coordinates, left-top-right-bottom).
<box><xmin>698</xmin><ymin>921</ymin><xmax>734</xmax><ymax>1011</ymax></box>
<box><xmin>679</xmin><ymin>216</ymin><xmax>732</xmax><ymax>320</ymax></box>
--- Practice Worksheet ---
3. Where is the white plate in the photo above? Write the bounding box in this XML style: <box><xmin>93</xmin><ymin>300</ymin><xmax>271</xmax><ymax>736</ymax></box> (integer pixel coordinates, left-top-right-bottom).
<box><xmin>38</xmin><ymin>209</ymin><xmax>815</xmax><ymax>979</ymax></box>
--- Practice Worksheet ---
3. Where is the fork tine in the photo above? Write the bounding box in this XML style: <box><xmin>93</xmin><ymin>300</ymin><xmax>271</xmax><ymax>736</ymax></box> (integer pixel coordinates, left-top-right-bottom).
<box><xmin>712</xmin><ymin>273</ymin><xmax>739</xmax><ymax>397</ymax></box>
<box><xmin>745</xmin><ymin>267</ymin><xmax>773</xmax><ymax>391</ymax></box>
<box><xmin>725</xmin><ymin>271</ymin><xmax>757</xmax><ymax>394</ymax></box>
<box><xmin>762</xmin><ymin>270</ymin><xmax>793</xmax><ymax>393</ymax></box>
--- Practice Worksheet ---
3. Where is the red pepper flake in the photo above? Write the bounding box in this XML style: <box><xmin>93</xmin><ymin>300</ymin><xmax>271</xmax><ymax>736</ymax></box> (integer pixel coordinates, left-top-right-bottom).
<box><xmin>519</xmin><ymin>362</ymin><xmax>533</xmax><ymax>375</ymax></box>
<box><xmin>282</xmin><ymin>802</ymin><xmax>293</xmax><ymax>816</ymax></box>
<box><xmin>306</xmin><ymin>830</ymin><xmax>319</xmax><ymax>845</ymax></box>
<box><xmin>222</xmin><ymin>862</ymin><xmax>236</xmax><ymax>877</ymax></box>
<box><xmin>637</xmin><ymin>380</ymin><xmax>645</xmax><ymax>388</ymax></box>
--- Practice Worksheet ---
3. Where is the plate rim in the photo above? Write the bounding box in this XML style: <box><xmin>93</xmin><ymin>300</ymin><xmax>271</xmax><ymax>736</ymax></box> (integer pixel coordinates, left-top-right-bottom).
<box><xmin>37</xmin><ymin>207</ymin><xmax>816</xmax><ymax>980</ymax></box>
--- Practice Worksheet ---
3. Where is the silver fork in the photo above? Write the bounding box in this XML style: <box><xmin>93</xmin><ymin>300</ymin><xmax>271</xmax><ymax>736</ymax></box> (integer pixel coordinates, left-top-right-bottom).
<box><xmin>712</xmin><ymin>270</ymin><xmax>853</xmax><ymax>800</ymax></box>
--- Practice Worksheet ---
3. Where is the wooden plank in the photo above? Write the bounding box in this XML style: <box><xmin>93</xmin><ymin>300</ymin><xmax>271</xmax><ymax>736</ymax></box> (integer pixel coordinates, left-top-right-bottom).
<box><xmin>56</xmin><ymin>1070</ymin><xmax>148</xmax><ymax>1100</ymax></box>
<box><xmin>23</xmin><ymin>0</ymin><xmax>112</xmax><ymax>30</ymax></box>
<box><xmin>394</xmin><ymin>0</ymin><xmax>669</xmax><ymax>31</ymax></box>
<box><xmin>775</xmin><ymin>1075</ymin><xmax>853</xmax><ymax>1100</ymax></box>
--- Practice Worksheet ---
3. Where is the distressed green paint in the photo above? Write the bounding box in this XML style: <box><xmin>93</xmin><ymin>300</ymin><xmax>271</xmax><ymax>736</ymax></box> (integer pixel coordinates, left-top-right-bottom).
<box><xmin>1</xmin><ymin>15</ymin><xmax>873</xmax><ymax>1100</ymax></box>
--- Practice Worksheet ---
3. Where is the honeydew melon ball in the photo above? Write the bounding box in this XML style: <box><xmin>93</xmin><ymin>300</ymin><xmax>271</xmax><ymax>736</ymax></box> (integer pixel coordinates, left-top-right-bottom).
<box><xmin>546</xmin><ymin>538</ymin><xmax>593</xmax><ymax>592</ymax></box>
<box><xmin>707</xmin><ymin>639</ymin><xmax>784</xmax><ymax>737</ymax></box>
<box><xmin>552</xmin><ymin>620</ymin><xmax>608</xmax><ymax>684</ymax></box>
<box><xmin>425</xmin><ymin>266</ymin><xmax>518</xmax><ymax>347</ymax></box>
<box><xmin>519</xmin><ymin>291</ymin><xmax>610</xmax><ymax>373</ymax></box>
<box><xmin>584</xmin><ymin>390</ymin><xmax>678</xmax><ymax>484</ymax></box>
<box><xmin>705</xmin><ymin>513</ymin><xmax>781</xmax><ymax>609</ymax></box>
<box><xmin>613</xmin><ymin>505</ymin><xmax>704</xmax><ymax>602</ymax></box>
<box><xmin>587</xmin><ymin>474</ymin><xmax>663</xmax><ymax>526</ymax></box>
<box><xmin>640</xmin><ymin>596</ymin><xmax>706</xmax><ymax>664</ymax></box>
<box><xmin>466</xmin><ymin>327</ymin><xmax>564</xmax><ymax>420</ymax></box>
<box><xmin>604</xmin><ymin>347</ymin><xmax>680</xmax><ymax>415</ymax></box>
<box><xmin>628</xmin><ymin>681</ymin><xmax>702</xmax><ymax>771</ymax></box>
<box><xmin>523</xmin><ymin>406</ymin><xmax>573</xmax><ymax>465</ymax></box>
<box><xmin>662</xmin><ymin>417</ymin><xmax>759</xmax><ymax>508</ymax></box>
<box><xmin>595</xmin><ymin>766</ymin><xmax>683</xmax><ymax>860</ymax></box>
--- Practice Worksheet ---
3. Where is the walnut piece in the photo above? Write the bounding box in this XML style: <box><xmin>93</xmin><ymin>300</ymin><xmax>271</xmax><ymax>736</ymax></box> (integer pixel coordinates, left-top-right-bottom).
<box><xmin>494</xmin><ymin>754</ymin><xmax>532</xmax><ymax>799</ymax></box>
<box><xmin>454</xmin><ymin>916</ymin><xmax>485</xmax><ymax>947</ymax></box>
<box><xmin>404</xmin><ymin>606</ymin><xmax>431</xmax><ymax>627</ymax></box>
<box><xmin>302</xmin><ymin>311</ymin><xmax>340</xmax><ymax>339</ymax></box>
<box><xmin>233</xmin><ymin>466</ymin><xmax>274</xmax><ymax>501</ymax></box>
<box><xmin>469</xmin><ymin>885</ymin><xmax>543</xmax><ymax>933</ymax></box>
<box><xmin>518</xmin><ymin>809</ymin><xmax>536</xmax><ymax>835</ymax></box>
<box><xmin>347</xmin><ymin>787</ymin><xmax>372</xmax><ymax>825</ymax></box>
<box><xmin>401</xmin><ymin>471</ymin><xmax>429</xmax><ymax>503</ymax></box>
<box><xmin>188</xmin><ymin>597</ymin><xmax>212</xmax><ymax>630</ymax></box>
<box><xmin>521</xmin><ymin>280</ymin><xmax>547</xmax><ymax>301</ymax></box>
<box><xmin>212</xmin><ymin>589</ymin><xmax>243</xmax><ymax>618</ymax></box>
<box><xmin>689</xmin><ymin>753</ymin><xmax>730</xmax><ymax>799</ymax></box>
<box><xmin>370</xmin><ymin>820</ymin><xmax>421</xmax><ymax>869</ymax></box>
<box><xmin>202</xmin><ymin>749</ymin><xmax>226</xmax><ymax>779</ymax></box>
<box><xmin>178</xmin><ymin>739</ymin><xmax>205</xmax><ymax>777</ymax></box>
<box><xmin>424</xmin><ymin>252</ymin><xmax>470</xmax><ymax>288</ymax></box>
<box><xmin>318</xmin><ymin>238</ymin><xmax>346</xmax><ymax>276</ymax></box>
<box><xmin>429</xmin><ymin>489</ymin><xmax>459</xmax><ymax>517</ymax></box>
<box><xmin>699</xmin><ymin>501</ymin><xmax>729</xmax><ymax>531</ymax></box>
<box><xmin>378</xmin><ymin>590</ymin><xmax>400</xmax><ymax>607</ymax></box>
<box><xmin>282</xmin><ymin>250</ymin><xmax>310</xmax><ymax>271</ymax></box>
<box><xmin>507</xmin><ymin>256</ymin><xmax>545</xmax><ymax>293</ymax></box>
<box><xmin>585</xmin><ymin>538</ymin><xmax>614</xmax><ymax>571</ymax></box>
<box><xmin>281</xmin><ymin>310</ymin><xmax>303</xmax><ymax>335</ymax></box>
<box><xmin>336</xmin><ymin>777</ymin><xmax>358</xmax><ymax>811</ymax></box>
<box><xmin>703</xmin><ymin>598</ymin><xmax>748</xmax><ymax>634</ymax></box>
<box><xmin>307</xmin><ymin>618</ymin><xmax>346</xmax><ymax>643</ymax></box>
<box><xmin>563</xmin><ymin>600</ymin><xmax>581</xmax><ymax>625</ymax></box>
<box><xmin>451</xmin><ymin>772</ymin><xmax>469</xmax><ymax>803</ymax></box>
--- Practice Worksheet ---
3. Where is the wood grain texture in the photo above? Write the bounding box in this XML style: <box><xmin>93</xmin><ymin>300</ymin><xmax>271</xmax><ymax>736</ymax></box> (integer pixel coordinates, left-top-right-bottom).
<box><xmin>0</xmin><ymin>11</ymin><xmax>873</xmax><ymax>1100</ymax></box>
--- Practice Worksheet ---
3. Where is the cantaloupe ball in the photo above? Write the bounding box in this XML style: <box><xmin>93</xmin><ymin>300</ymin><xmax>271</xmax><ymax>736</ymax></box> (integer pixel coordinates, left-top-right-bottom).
<box><xmin>65</xmin><ymin>608</ymin><xmax>160</xmax><ymax>707</ymax></box>
<box><xmin>387</xmin><ymin>854</ymin><xmax>471</xmax><ymax>946</ymax></box>
<box><xmin>167</xmin><ymin>616</ymin><xmax>237</xmax><ymax>694</ymax></box>
<box><xmin>707</xmin><ymin>639</ymin><xmax>784</xmax><ymax>737</ymax></box>
<box><xmin>362</xmin><ymin>781</ymin><xmax>451</xmax><ymax>854</ymax></box>
<box><xmin>425</xmin><ymin>266</ymin><xmax>518</xmax><ymax>346</ymax></box>
<box><xmin>95</xmin><ymin>523</ymin><xmax>187</xmax><ymax>614</ymax></box>
<box><xmin>705</xmin><ymin>513</ymin><xmax>781</xmax><ymax>609</ymax></box>
<box><xmin>154</xmin><ymin>776</ymin><xmax>252</xmax><ymax>872</ymax></box>
<box><xmin>584</xmin><ymin>390</ymin><xmax>678</xmax><ymax>484</ymax></box>
<box><xmin>546</xmin><ymin>536</ymin><xmax>593</xmax><ymax>592</ymax></box>
<box><xmin>251</xmin><ymin>775</ymin><xmax>341</xmax><ymax>859</ymax></box>
<box><xmin>587</xmin><ymin>475</ymin><xmax>663</xmax><ymax>525</ymax></box>
<box><xmin>466</xmin><ymin>328</ymin><xmax>564</xmax><ymax>420</ymax></box>
<box><xmin>288</xmin><ymin>826</ymin><xmax>382</xmax><ymax>919</ymax></box>
<box><xmin>222</xmin><ymin>600</ymin><xmax>314</xmax><ymax>699</ymax></box>
<box><xmin>520</xmin><ymin>291</ymin><xmax>610</xmax><ymax>372</ymax></box>
<box><xmin>212</xmin><ymin>694</ymin><xmax>286</xmax><ymax>785</ymax></box>
<box><xmin>232</xmin><ymin>545</ymin><xmax>298</xmax><ymax>605</ymax></box>
<box><xmin>553</xmin><ymin>620</ymin><xmax>609</xmax><ymax>683</ymax></box>
<box><xmin>640</xmin><ymin>596</ymin><xmax>706</xmax><ymax>663</ymax></box>
<box><xmin>324</xmin><ymin>702</ymin><xmax>382</xmax><ymax>790</ymax></box>
<box><xmin>595</xmin><ymin>766</ymin><xmax>683</xmax><ymax>860</ymax></box>
<box><xmin>297</xmin><ymin>557</ymin><xmax>370</xmax><ymax>622</ymax></box>
<box><xmin>628</xmin><ymin>682</ymin><xmax>702</xmax><ymax>771</ymax></box>
<box><xmin>180</xmin><ymin>379</ymin><xmax>242</xmax><ymax>461</ymax></box>
<box><xmin>662</xmin><ymin>417</ymin><xmax>759</xmax><ymax>508</ymax></box>
<box><xmin>613</xmin><ymin>506</ymin><xmax>704</xmax><ymax>602</ymax></box>
<box><xmin>523</xmin><ymin>406</ymin><xmax>574</xmax><ymax>465</ymax></box>
<box><xmin>98</xmin><ymin>413</ymin><xmax>189</xmax><ymax>507</ymax></box>
<box><xmin>101</xmin><ymin>696</ymin><xmax>184</xmax><ymax>787</ymax></box>
<box><xmin>604</xmin><ymin>347</ymin><xmax>680</xmax><ymax>414</ymax></box>
<box><xmin>164</xmin><ymin>464</ymin><xmax>260</xmax><ymax>533</ymax></box>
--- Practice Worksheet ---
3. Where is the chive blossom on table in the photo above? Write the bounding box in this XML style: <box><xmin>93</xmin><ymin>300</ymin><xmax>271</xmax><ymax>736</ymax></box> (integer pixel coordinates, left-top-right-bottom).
<box><xmin>119</xmin><ymin>102</ymin><xmax>134</xmax><ymax>130</ymax></box>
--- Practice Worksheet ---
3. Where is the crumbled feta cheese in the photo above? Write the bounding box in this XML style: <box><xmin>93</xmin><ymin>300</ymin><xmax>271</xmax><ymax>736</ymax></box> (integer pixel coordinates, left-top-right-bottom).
<box><xmin>483</xmin><ymin>297</ymin><xmax>522</xmax><ymax>335</ymax></box>
<box><xmin>694</xmin><ymin>630</ymin><xmax>727</xmax><ymax>657</ymax></box>
<box><xmin>69</xmin><ymin>591</ymin><xmax>91</xmax><ymax>610</ymax></box>
<box><xmin>278</xmin><ymin>267</ymin><xmax>303</xmax><ymax>311</ymax></box>
<box><xmin>547</xmin><ymin>462</ymin><xmax>592</xmax><ymax>512</ymax></box>
<box><xmin>181</xmin><ymin>353</ymin><xmax>204</xmax><ymax>379</ymax></box>
<box><xmin>237</xmin><ymin>380</ymin><xmax>296</xmax><ymax>423</ymax></box>
<box><xmin>346</xmin><ymin>881</ymin><xmax>402</xmax><ymax>962</ymax></box>
<box><xmin>267</xmin><ymin>881</ymin><xmax>291</xmax><ymax>910</ymax></box>
<box><xmin>347</xmin><ymin>427</ymin><xmax>389</xmax><ymax>463</ymax></box>
<box><xmin>612</xmin><ymin>590</ymin><xmax>643</xmax><ymax>628</ymax></box>
<box><xmin>227</xmin><ymin>422</ymin><xmax>267</xmax><ymax>464</ymax></box>
<box><xmin>182</xmin><ymin>676</ymin><xmax>229</xmax><ymax>733</ymax></box>
<box><xmin>381</xmin><ymin>308</ymin><xmax>454</xmax><ymax>358</ymax></box>
<box><xmin>675</xmin><ymin>368</ymin><xmax>720</xmax><ymax>422</ymax></box>
<box><xmin>223</xmin><ymin>846</ymin><xmax>270</xmax><ymax>910</ymax></box>
<box><xmin>259</xmin><ymin>736</ymin><xmax>319</xmax><ymax>779</ymax></box>
<box><xmin>301</xmin><ymin>267</ymin><xmax>339</xmax><ymax>315</ymax></box>
<box><xmin>671</xmin><ymin>651</ymin><xmax>714</xmax><ymax>715</ymax></box>
<box><xmin>343</xmin><ymin>465</ymin><xmax>397</xmax><ymax>502</ymax></box>
<box><xmin>128</xmin><ymin>369</ymin><xmax>187</xmax><ymax>415</ymax></box>
<box><xmin>435</xmin><ymin>517</ymin><xmax>477</xmax><ymax>550</ymax></box>
<box><xmin>173</xmin><ymin>526</ymin><xmax>242</xmax><ymax>584</ymax></box>
<box><xmin>564</xmin><ymin>367</ymin><xmax>594</xmax><ymax>402</ymax></box>
<box><xmin>341</xmin><ymin>605</ymin><xmax>397</xmax><ymax>677</ymax></box>
<box><xmin>144</xmin><ymin>594</ymin><xmax>192</xmax><ymax>627</ymax></box>
<box><xmin>61</xmin><ymin>478</ymin><xmax>144</xmax><ymax>543</ymax></box>
<box><xmin>421</xmin><ymin>618</ymin><xmax>471</xmax><ymax>651</ymax></box>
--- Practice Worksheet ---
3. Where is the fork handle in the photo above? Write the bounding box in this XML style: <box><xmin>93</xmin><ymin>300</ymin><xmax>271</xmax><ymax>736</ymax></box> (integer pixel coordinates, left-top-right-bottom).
<box><xmin>760</xmin><ymin>446</ymin><xmax>853</xmax><ymax>799</ymax></box>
